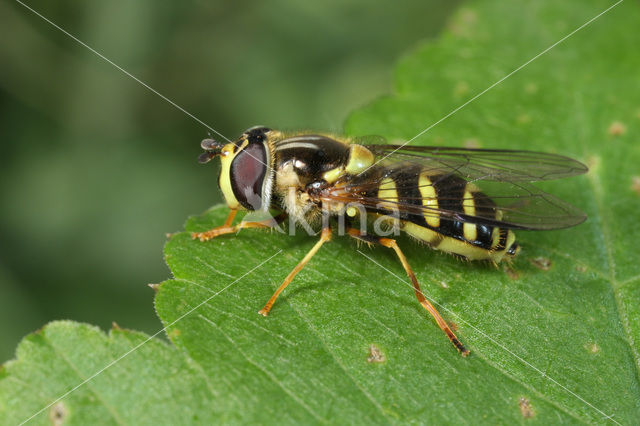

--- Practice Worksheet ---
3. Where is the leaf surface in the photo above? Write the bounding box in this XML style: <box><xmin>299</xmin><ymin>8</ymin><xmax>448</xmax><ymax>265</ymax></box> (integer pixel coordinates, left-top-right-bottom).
<box><xmin>0</xmin><ymin>322</ymin><xmax>217</xmax><ymax>425</ymax></box>
<box><xmin>158</xmin><ymin>0</ymin><xmax>640</xmax><ymax>422</ymax></box>
<box><xmin>2</xmin><ymin>0</ymin><xmax>640</xmax><ymax>424</ymax></box>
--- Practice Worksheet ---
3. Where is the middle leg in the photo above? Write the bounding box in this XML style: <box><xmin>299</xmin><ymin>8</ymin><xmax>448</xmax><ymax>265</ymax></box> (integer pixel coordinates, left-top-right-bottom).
<box><xmin>258</xmin><ymin>225</ymin><xmax>332</xmax><ymax>316</ymax></box>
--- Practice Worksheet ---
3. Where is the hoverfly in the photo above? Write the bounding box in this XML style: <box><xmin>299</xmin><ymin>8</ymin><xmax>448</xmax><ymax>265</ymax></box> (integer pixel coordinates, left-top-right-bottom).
<box><xmin>195</xmin><ymin>126</ymin><xmax>587</xmax><ymax>356</ymax></box>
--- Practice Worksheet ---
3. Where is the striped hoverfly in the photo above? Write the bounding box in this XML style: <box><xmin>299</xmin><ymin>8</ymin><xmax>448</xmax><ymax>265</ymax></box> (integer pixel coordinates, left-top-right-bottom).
<box><xmin>195</xmin><ymin>126</ymin><xmax>587</xmax><ymax>356</ymax></box>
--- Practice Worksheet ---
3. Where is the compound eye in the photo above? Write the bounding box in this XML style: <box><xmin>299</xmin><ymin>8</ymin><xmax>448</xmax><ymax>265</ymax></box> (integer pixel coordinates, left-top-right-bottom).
<box><xmin>230</xmin><ymin>142</ymin><xmax>267</xmax><ymax>210</ymax></box>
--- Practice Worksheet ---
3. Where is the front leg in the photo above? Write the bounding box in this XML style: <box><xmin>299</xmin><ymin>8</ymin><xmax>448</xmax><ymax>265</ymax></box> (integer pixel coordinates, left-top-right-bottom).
<box><xmin>192</xmin><ymin>210</ymin><xmax>287</xmax><ymax>242</ymax></box>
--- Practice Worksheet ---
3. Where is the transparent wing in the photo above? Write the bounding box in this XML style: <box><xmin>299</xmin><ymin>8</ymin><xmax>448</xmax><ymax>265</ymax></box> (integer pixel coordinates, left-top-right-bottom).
<box><xmin>320</xmin><ymin>145</ymin><xmax>588</xmax><ymax>231</ymax></box>
<box><xmin>364</xmin><ymin>144</ymin><xmax>588</xmax><ymax>181</ymax></box>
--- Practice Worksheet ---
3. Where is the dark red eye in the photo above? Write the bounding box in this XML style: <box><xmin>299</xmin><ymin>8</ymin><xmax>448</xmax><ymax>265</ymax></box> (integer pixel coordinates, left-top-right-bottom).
<box><xmin>230</xmin><ymin>143</ymin><xmax>268</xmax><ymax>210</ymax></box>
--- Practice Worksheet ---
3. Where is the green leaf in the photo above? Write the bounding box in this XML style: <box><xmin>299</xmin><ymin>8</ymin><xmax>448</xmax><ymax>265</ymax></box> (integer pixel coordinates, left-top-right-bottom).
<box><xmin>157</xmin><ymin>0</ymin><xmax>640</xmax><ymax>423</ymax></box>
<box><xmin>3</xmin><ymin>0</ymin><xmax>640</xmax><ymax>424</ymax></box>
<box><xmin>0</xmin><ymin>321</ymin><xmax>218</xmax><ymax>425</ymax></box>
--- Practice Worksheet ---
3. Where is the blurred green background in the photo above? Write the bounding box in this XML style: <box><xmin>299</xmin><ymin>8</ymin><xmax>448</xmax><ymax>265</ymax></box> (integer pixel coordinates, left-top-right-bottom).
<box><xmin>0</xmin><ymin>0</ymin><xmax>459</xmax><ymax>362</ymax></box>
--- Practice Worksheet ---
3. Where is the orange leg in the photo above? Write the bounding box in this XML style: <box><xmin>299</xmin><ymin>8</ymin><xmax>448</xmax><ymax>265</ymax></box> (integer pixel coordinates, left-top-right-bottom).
<box><xmin>347</xmin><ymin>228</ymin><xmax>469</xmax><ymax>356</ymax></box>
<box><xmin>192</xmin><ymin>210</ymin><xmax>286</xmax><ymax>242</ymax></box>
<box><xmin>258</xmin><ymin>226</ymin><xmax>332</xmax><ymax>316</ymax></box>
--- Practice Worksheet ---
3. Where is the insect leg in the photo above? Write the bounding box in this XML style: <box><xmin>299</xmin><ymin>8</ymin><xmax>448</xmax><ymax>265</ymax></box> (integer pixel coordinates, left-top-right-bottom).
<box><xmin>347</xmin><ymin>228</ymin><xmax>469</xmax><ymax>357</ymax></box>
<box><xmin>192</xmin><ymin>211</ymin><xmax>287</xmax><ymax>242</ymax></box>
<box><xmin>258</xmin><ymin>225</ymin><xmax>332</xmax><ymax>316</ymax></box>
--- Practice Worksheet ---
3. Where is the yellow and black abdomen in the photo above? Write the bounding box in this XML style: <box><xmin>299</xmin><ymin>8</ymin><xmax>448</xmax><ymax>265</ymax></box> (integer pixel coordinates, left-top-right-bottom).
<box><xmin>370</xmin><ymin>165</ymin><xmax>519</xmax><ymax>263</ymax></box>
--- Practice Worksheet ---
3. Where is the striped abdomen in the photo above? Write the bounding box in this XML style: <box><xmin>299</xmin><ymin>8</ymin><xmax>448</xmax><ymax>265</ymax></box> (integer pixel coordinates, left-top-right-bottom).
<box><xmin>371</xmin><ymin>165</ymin><xmax>519</xmax><ymax>262</ymax></box>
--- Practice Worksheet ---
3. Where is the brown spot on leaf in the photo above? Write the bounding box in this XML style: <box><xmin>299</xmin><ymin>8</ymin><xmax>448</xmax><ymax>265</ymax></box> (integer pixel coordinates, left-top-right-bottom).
<box><xmin>454</xmin><ymin>81</ymin><xmax>469</xmax><ymax>97</ymax></box>
<box><xmin>148</xmin><ymin>283</ymin><xmax>160</xmax><ymax>292</ymax></box>
<box><xmin>111</xmin><ymin>322</ymin><xmax>122</xmax><ymax>331</ymax></box>
<box><xmin>458</xmin><ymin>48</ymin><xmax>473</xmax><ymax>59</ymax></box>
<box><xmin>463</xmin><ymin>138</ymin><xmax>481</xmax><ymax>149</ymax></box>
<box><xmin>576</xmin><ymin>265</ymin><xmax>587</xmax><ymax>273</ymax></box>
<box><xmin>459</xmin><ymin>8</ymin><xmax>477</xmax><ymax>23</ymax></box>
<box><xmin>631</xmin><ymin>176</ymin><xmax>640</xmax><ymax>196</ymax></box>
<box><xmin>608</xmin><ymin>121</ymin><xmax>627</xmax><ymax>136</ymax></box>
<box><xmin>367</xmin><ymin>344</ymin><xmax>386</xmax><ymax>363</ymax></box>
<box><xmin>519</xmin><ymin>397</ymin><xmax>534</xmax><ymax>418</ymax></box>
<box><xmin>439</xmin><ymin>280</ymin><xmax>449</xmax><ymax>289</ymax></box>
<box><xmin>448</xmin><ymin>322</ymin><xmax>459</xmax><ymax>332</ymax></box>
<box><xmin>585</xmin><ymin>342</ymin><xmax>600</xmax><ymax>354</ymax></box>
<box><xmin>49</xmin><ymin>402</ymin><xmax>67</xmax><ymax>426</ymax></box>
<box><xmin>168</xmin><ymin>328</ymin><xmax>181</xmax><ymax>339</ymax></box>
<box><xmin>529</xmin><ymin>257</ymin><xmax>552</xmax><ymax>271</ymax></box>
<box><xmin>524</xmin><ymin>82</ymin><xmax>538</xmax><ymax>94</ymax></box>
<box><xmin>449</xmin><ymin>8</ymin><xmax>478</xmax><ymax>37</ymax></box>
<box><xmin>504</xmin><ymin>265</ymin><xmax>521</xmax><ymax>280</ymax></box>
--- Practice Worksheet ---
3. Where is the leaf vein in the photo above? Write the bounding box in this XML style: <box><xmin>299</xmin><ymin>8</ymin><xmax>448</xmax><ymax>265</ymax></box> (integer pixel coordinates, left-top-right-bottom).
<box><xmin>197</xmin><ymin>314</ymin><xmax>326</xmax><ymax>423</ymax></box>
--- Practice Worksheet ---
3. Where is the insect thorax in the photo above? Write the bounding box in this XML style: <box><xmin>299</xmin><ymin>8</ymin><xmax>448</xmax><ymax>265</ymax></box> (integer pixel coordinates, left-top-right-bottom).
<box><xmin>271</xmin><ymin>134</ymin><xmax>374</xmax><ymax>224</ymax></box>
